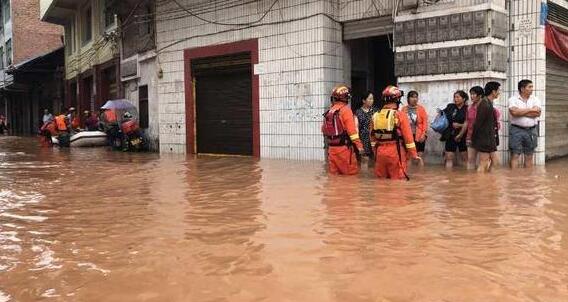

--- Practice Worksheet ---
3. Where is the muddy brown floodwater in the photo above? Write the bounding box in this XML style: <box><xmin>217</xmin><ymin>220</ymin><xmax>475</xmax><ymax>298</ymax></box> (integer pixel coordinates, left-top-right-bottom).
<box><xmin>1</xmin><ymin>136</ymin><xmax>568</xmax><ymax>301</ymax></box>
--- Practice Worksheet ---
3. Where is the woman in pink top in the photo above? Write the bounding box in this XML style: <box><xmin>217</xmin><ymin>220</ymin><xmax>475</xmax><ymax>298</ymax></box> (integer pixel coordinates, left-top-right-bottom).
<box><xmin>466</xmin><ymin>86</ymin><xmax>484</xmax><ymax>170</ymax></box>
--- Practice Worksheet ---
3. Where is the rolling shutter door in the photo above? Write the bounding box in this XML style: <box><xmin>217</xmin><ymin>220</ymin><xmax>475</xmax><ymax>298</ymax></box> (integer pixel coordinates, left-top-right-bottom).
<box><xmin>545</xmin><ymin>53</ymin><xmax>568</xmax><ymax>160</ymax></box>
<box><xmin>343</xmin><ymin>16</ymin><xmax>394</xmax><ymax>40</ymax></box>
<box><xmin>193</xmin><ymin>53</ymin><xmax>253</xmax><ymax>156</ymax></box>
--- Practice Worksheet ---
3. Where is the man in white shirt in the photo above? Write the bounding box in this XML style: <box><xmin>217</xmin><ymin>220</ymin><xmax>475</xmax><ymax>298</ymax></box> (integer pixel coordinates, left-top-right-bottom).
<box><xmin>508</xmin><ymin>79</ymin><xmax>541</xmax><ymax>169</ymax></box>
<box><xmin>42</xmin><ymin>109</ymin><xmax>53</xmax><ymax>125</ymax></box>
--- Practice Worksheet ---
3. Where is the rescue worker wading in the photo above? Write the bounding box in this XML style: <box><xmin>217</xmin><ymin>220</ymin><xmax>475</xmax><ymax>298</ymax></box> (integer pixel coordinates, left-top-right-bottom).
<box><xmin>322</xmin><ymin>85</ymin><xmax>364</xmax><ymax>175</ymax></box>
<box><xmin>54</xmin><ymin>113</ymin><xmax>71</xmax><ymax>147</ymax></box>
<box><xmin>371</xmin><ymin>86</ymin><xmax>422</xmax><ymax>180</ymax></box>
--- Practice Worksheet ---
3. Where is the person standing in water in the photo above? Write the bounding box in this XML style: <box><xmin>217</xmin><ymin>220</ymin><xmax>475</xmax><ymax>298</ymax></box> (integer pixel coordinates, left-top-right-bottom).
<box><xmin>322</xmin><ymin>85</ymin><xmax>364</xmax><ymax>175</ymax></box>
<box><xmin>354</xmin><ymin>91</ymin><xmax>377</xmax><ymax>163</ymax></box>
<box><xmin>441</xmin><ymin>91</ymin><xmax>469</xmax><ymax>168</ymax></box>
<box><xmin>370</xmin><ymin>85</ymin><xmax>421</xmax><ymax>180</ymax></box>
<box><xmin>508</xmin><ymin>79</ymin><xmax>541</xmax><ymax>169</ymax></box>
<box><xmin>401</xmin><ymin>91</ymin><xmax>428</xmax><ymax>165</ymax></box>
<box><xmin>466</xmin><ymin>86</ymin><xmax>484</xmax><ymax>170</ymax></box>
<box><xmin>472</xmin><ymin>82</ymin><xmax>499</xmax><ymax>173</ymax></box>
<box><xmin>0</xmin><ymin>115</ymin><xmax>8</xmax><ymax>135</ymax></box>
<box><xmin>42</xmin><ymin>109</ymin><xmax>53</xmax><ymax>125</ymax></box>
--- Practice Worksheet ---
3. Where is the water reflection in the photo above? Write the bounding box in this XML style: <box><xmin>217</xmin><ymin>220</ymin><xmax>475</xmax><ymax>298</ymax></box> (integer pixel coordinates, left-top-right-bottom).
<box><xmin>1</xmin><ymin>136</ymin><xmax>568</xmax><ymax>301</ymax></box>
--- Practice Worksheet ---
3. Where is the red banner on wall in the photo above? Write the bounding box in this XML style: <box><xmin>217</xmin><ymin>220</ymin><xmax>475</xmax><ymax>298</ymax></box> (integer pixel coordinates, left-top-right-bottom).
<box><xmin>546</xmin><ymin>22</ymin><xmax>568</xmax><ymax>62</ymax></box>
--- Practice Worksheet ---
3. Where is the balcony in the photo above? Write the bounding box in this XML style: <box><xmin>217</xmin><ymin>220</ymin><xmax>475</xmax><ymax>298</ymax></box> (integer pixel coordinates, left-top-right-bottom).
<box><xmin>40</xmin><ymin>0</ymin><xmax>78</xmax><ymax>25</ymax></box>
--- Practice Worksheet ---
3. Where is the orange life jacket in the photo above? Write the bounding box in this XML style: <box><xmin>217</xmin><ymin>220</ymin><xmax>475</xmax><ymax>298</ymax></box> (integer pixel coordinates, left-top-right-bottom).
<box><xmin>121</xmin><ymin>120</ymin><xmax>139</xmax><ymax>135</ymax></box>
<box><xmin>41</xmin><ymin>121</ymin><xmax>58</xmax><ymax>136</ymax></box>
<box><xmin>71</xmin><ymin>116</ymin><xmax>80</xmax><ymax>129</ymax></box>
<box><xmin>55</xmin><ymin>115</ymin><xmax>67</xmax><ymax>131</ymax></box>
<box><xmin>104</xmin><ymin>110</ymin><xmax>117</xmax><ymax>123</ymax></box>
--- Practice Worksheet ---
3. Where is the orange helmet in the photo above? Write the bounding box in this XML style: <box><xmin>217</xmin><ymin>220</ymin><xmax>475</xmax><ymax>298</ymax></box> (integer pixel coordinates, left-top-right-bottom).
<box><xmin>331</xmin><ymin>85</ymin><xmax>352</xmax><ymax>103</ymax></box>
<box><xmin>382</xmin><ymin>85</ymin><xmax>404</xmax><ymax>102</ymax></box>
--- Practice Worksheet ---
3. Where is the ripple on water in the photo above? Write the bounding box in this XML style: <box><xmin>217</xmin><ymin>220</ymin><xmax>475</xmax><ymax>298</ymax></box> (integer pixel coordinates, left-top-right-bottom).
<box><xmin>0</xmin><ymin>137</ymin><xmax>568</xmax><ymax>301</ymax></box>
<box><xmin>0</xmin><ymin>291</ymin><xmax>10</xmax><ymax>302</ymax></box>
<box><xmin>29</xmin><ymin>245</ymin><xmax>62</xmax><ymax>271</ymax></box>
<box><xmin>0</xmin><ymin>213</ymin><xmax>47</xmax><ymax>222</ymax></box>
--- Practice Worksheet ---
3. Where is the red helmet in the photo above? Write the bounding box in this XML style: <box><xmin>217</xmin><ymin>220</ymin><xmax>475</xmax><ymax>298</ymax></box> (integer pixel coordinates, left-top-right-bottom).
<box><xmin>382</xmin><ymin>85</ymin><xmax>404</xmax><ymax>102</ymax></box>
<box><xmin>331</xmin><ymin>85</ymin><xmax>352</xmax><ymax>103</ymax></box>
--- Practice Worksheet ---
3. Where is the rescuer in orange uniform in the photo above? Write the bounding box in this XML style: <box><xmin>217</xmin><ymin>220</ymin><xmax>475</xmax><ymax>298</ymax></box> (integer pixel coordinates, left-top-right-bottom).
<box><xmin>370</xmin><ymin>85</ymin><xmax>422</xmax><ymax>180</ymax></box>
<box><xmin>322</xmin><ymin>85</ymin><xmax>364</xmax><ymax>175</ymax></box>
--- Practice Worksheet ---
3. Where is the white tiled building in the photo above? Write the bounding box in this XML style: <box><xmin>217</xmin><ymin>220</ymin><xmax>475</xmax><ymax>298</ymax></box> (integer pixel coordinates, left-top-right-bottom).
<box><xmin>152</xmin><ymin>0</ymin><xmax>568</xmax><ymax>164</ymax></box>
<box><xmin>39</xmin><ymin>0</ymin><xmax>566</xmax><ymax>164</ymax></box>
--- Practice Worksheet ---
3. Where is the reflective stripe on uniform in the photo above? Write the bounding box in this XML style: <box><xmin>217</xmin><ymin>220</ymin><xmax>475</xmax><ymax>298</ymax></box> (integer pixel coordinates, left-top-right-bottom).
<box><xmin>405</xmin><ymin>142</ymin><xmax>416</xmax><ymax>149</ymax></box>
<box><xmin>349</xmin><ymin>134</ymin><xmax>360</xmax><ymax>141</ymax></box>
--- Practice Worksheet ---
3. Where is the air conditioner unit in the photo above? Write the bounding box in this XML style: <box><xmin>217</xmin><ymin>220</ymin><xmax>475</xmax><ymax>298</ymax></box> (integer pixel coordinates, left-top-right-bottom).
<box><xmin>401</xmin><ymin>0</ymin><xmax>419</xmax><ymax>10</ymax></box>
<box><xmin>121</xmin><ymin>59</ymin><xmax>138</xmax><ymax>80</ymax></box>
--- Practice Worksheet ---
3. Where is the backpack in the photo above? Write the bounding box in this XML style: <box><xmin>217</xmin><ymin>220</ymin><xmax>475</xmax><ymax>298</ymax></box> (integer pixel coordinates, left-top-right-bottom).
<box><xmin>371</xmin><ymin>109</ymin><xmax>399</xmax><ymax>141</ymax></box>
<box><xmin>322</xmin><ymin>108</ymin><xmax>347</xmax><ymax>146</ymax></box>
<box><xmin>430</xmin><ymin>110</ymin><xmax>449</xmax><ymax>134</ymax></box>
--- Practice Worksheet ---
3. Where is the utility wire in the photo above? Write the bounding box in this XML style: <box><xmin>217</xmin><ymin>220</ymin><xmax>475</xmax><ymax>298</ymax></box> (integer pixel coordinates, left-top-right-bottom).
<box><xmin>135</xmin><ymin>0</ymin><xmax>258</xmax><ymax>18</ymax></box>
<box><xmin>156</xmin><ymin>11</ymin><xmax>342</xmax><ymax>54</ymax></box>
<box><xmin>118</xmin><ymin>0</ymin><xmax>261</xmax><ymax>34</ymax></box>
<box><xmin>169</xmin><ymin>0</ymin><xmax>279</xmax><ymax>26</ymax></box>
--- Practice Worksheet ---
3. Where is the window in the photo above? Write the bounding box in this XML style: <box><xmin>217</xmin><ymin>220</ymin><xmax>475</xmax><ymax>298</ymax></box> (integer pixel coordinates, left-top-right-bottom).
<box><xmin>139</xmin><ymin>85</ymin><xmax>149</xmax><ymax>129</ymax></box>
<box><xmin>82</xmin><ymin>6</ymin><xmax>92</xmax><ymax>45</ymax></box>
<box><xmin>104</xmin><ymin>0</ymin><xmax>115</xmax><ymax>29</ymax></box>
<box><xmin>2</xmin><ymin>0</ymin><xmax>9</xmax><ymax>23</ymax></box>
<box><xmin>65</xmin><ymin>21</ymin><xmax>76</xmax><ymax>55</ymax></box>
<box><xmin>0</xmin><ymin>47</ymin><xmax>3</xmax><ymax>69</ymax></box>
<box><xmin>0</xmin><ymin>5</ymin><xmax>3</xmax><ymax>32</ymax></box>
<box><xmin>139</xmin><ymin>3</ymin><xmax>153</xmax><ymax>35</ymax></box>
<box><xmin>6</xmin><ymin>39</ymin><xmax>11</xmax><ymax>66</ymax></box>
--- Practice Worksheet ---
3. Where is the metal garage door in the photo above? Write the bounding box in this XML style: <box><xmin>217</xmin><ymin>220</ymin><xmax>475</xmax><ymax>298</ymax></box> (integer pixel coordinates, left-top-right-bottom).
<box><xmin>192</xmin><ymin>53</ymin><xmax>252</xmax><ymax>156</ymax></box>
<box><xmin>545</xmin><ymin>53</ymin><xmax>568</xmax><ymax>160</ymax></box>
<box><xmin>343</xmin><ymin>16</ymin><xmax>394</xmax><ymax>40</ymax></box>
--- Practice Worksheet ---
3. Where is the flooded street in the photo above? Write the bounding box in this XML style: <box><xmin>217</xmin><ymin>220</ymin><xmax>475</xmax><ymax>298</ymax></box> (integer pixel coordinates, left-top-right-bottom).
<box><xmin>1</xmin><ymin>136</ymin><xmax>568</xmax><ymax>301</ymax></box>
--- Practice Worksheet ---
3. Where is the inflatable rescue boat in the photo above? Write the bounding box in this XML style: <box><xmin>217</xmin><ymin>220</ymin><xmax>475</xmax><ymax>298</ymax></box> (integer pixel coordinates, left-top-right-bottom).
<box><xmin>52</xmin><ymin>131</ymin><xmax>107</xmax><ymax>147</ymax></box>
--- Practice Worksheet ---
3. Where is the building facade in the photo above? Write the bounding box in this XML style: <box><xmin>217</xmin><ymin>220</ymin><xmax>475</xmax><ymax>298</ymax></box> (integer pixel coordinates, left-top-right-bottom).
<box><xmin>42</xmin><ymin>0</ymin><xmax>568</xmax><ymax>164</ymax></box>
<box><xmin>114</xmin><ymin>0</ymin><xmax>159</xmax><ymax>150</ymax></box>
<box><xmin>150</xmin><ymin>0</ymin><xmax>567</xmax><ymax>164</ymax></box>
<box><xmin>41</xmin><ymin>0</ymin><xmax>160</xmax><ymax>150</ymax></box>
<box><xmin>0</xmin><ymin>0</ymin><xmax>63</xmax><ymax>135</ymax></box>
<box><xmin>41</xmin><ymin>0</ymin><xmax>121</xmax><ymax>121</ymax></box>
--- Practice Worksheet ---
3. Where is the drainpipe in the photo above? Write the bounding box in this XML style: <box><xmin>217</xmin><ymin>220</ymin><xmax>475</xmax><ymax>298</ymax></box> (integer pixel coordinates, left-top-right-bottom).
<box><xmin>505</xmin><ymin>0</ymin><xmax>513</xmax><ymax>165</ymax></box>
<box><xmin>507</xmin><ymin>0</ymin><xmax>513</xmax><ymax>100</ymax></box>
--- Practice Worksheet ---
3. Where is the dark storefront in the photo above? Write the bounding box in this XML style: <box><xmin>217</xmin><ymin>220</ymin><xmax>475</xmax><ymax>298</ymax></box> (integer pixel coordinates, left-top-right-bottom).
<box><xmin>0</xmin><ymin>48</ymin><xmax>64</xmax><ymax>135</ymax></box>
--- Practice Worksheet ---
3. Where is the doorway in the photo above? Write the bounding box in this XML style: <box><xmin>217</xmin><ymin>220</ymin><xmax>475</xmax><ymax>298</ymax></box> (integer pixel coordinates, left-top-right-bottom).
<box><xmin>101</xmin><ymin>65</ymin><xmax>118</xmax><ymax>107</ymax></box>
<box><xmin>348</xmin><ymin>35</ymin><xmax>396</xmax><ymax>110</ymax></box>
<box><xmin>81</xmin><ymin>76</ymin><xmax>93</xmax><ymax>112</ymax></box>
<box><xmin>192</xmin><ymin>53</ymin><xmax>253</xmax><ymax>156</ymax></box>
<box><xmin>184</xmin><ymin>39</ymin><xmax>260</xmax><ymax>157</ymax></box>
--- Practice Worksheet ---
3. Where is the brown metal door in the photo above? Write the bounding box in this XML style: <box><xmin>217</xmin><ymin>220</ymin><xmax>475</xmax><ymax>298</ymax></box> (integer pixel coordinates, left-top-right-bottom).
<box><xmin>193</xmin><ymin>53</ymin><xmax>252</xmax><ymax>155</ymax></box>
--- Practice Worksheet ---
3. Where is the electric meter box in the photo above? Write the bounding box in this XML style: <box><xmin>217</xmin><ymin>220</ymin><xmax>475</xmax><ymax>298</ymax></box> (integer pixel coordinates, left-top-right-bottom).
<box><xmin>438</xmin><ymin>16</ymin><xmax>450</xmax><ymax>41</ymax></box>
<box><xmin>415</xmin><ymin>50</ymin><xmax>427</xmax><ymax>75</ymax></box>
<box><xmin>449</xmin><ymin>14</ymin><xmax>462</xmax><ymax>40</ymax></box>
<box><xmin>427</xmin><ymin>18</ymin><xmax>438</xmax><ymax>43</ymax></box>
<box><xmin>427</xmin><ymin>49</ymin><xmax>438</xmax><ymax>75</ymax></box>
<box><xmin>438</xmin><ymin>48</ymin><xmax>450</xmax><ymax>74</ymax></box>
<box><xmin>461</xmin><ymin>45</ymin><xmax>474</xmax><ymax>73</ymax></box>
<box><xmin>395</xmin><ymin>52</ymin><xmax>406</xmax><ymax>76</ymax></box>
<box><xmin>404</xmin><ymin>20</ymin><xmax>416</xmax><ymax>45</ymax></box>
<box><xmin>461</xmin><ymin>12</ymin><xmax>473</xmax><ymax>39</ymax></box>
<box><xmin>449</xmin><ymin>47</ymin><xmax>462</xmax><ymax>73</ymax></box>
<box><xmin>394</xmin><ymin>23</ymin><xmax>404</xmax><ymax>47</ymax></box>
<box><xmin>405</xmin><ymin>52</ymin><xmax>416</xmax><ymax>76</ymax></box>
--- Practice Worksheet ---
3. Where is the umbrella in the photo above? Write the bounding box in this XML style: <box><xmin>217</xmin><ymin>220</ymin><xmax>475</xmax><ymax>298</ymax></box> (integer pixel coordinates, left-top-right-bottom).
<box><xmin>100</xmin><ymin>99</ymin><xmax>139</xmax><ymax>122</ymax></box>
<box><xmin>101</xmin><ymin>99</ymin><xmax>137</xmax><ymax>111</ymax></box>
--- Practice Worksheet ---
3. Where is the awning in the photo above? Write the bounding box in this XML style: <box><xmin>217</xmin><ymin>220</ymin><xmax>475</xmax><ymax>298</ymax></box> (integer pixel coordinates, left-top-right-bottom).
<box><xmin>7</xmin><ymin>47</ymin><xmax>64</xmax><ymax>75</ymax></box>
<box><xmin>545</xmin><ymin>22</ymin><xmax>568</xmax><ymax>62</ymax></box>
